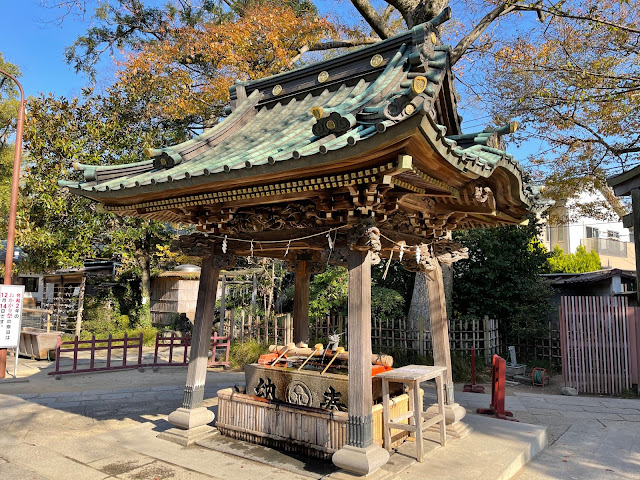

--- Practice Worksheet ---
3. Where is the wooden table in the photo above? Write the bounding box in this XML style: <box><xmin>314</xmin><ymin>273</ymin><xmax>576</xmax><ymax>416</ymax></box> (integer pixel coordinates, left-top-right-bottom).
<box><xmin>376</xmin><ymin>365</ymin><xmax>447</xmax><ymax>461</ymax></box>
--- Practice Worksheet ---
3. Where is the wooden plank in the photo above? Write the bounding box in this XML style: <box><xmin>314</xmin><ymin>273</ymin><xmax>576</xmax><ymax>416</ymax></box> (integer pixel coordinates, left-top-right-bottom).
<box><xmin>611</xmin><ymin>298</ymin><xmax>622</xmax><ymax>395</ymax></box>
<box><xmin>559</xmin><ymin>300</ymin><xmax>567</xmax><ymax>387</ymax></box>
<box><xmin>607</xmin><ymin>297</ymin><xmax>616</xmax><ymax>394</ymax></box>
<box><xmin>577</xmin><ymin>296</ymin><xmax>586</xmax><ymax>392</ymax></box>
<box><xmin>594</xmin><ymin>295</ymin><xmax>601</xmax><ymax>394</ymax></box>
<box><xmin>585</xmin><ymin>296</ymin><xmax>593</xmax><ymax>393</ymax></box>
<box><xmin>622</xmin><ymin>300</ymin><xmax>630</xmax><ymax>391</ymax></box>
<box><xmin>601</xmin><ymin>296</ymin><xmax>609</xmax><ymax>394</ymax></box>
<box><xmin>629</xmin><ymin>308</ymin><xmax>639</xmax><ymax>384</ymax></box>
<box><xmin>570</xmin><ymin>296</ymin><xmax>579</xmax><ymax>390</ymax></box>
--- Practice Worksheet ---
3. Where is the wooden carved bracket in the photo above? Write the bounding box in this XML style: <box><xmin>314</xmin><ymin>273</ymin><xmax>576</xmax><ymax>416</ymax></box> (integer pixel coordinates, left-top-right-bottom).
<box><xmin>210</xmin><ymin>253</ymin><xmax>238</xmax><ymax>270</ymax></box>
<box><xmin>348</xmin><ymin>220</ymin><xmax>382</xmax><ymax>265</ymax></box>
<box><xmin>400</xmin><ymin>241</ymin><xmax>468</xmax><ymax>273</ymax></box>
<box><xmin>284</xmin><ymin>256</ymin><xmax>327</xmax><ymax>275</ymax></box>
<box><xmin>433</xmin><ymin>241</ymin><xmax>469</xmax><ymax>264</ymax></box>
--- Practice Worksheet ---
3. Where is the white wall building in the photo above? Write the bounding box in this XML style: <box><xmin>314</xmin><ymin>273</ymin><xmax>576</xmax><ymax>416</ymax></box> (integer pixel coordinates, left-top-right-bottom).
<box><xmin>540</xmin><ymin>192</ymin><xmax>635</xmax><ymax>270</ymax></box>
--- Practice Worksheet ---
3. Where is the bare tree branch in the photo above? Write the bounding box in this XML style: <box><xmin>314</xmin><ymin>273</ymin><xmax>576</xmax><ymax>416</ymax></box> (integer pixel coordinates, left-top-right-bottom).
<box><xmin>350</xmin><ymin>0</ymin><xmax>394</xmax><ymax>39</ymax></box>
<box><xmin>450</xmin><ymin>2</ymin><xmax>518</xmax><ymax>65</ymax></box>
<box><xmin>289</xmin><ymin>37</ymin><xmax>381</xmax><ymax>65</ymax></box>
<box><xmin>513</xmin><ymin>3</ymin><xmax>640</xmax><ymax>35</ymax></box>
<box><xmin>381</xmin><ymin>0</ymin><xmax>413</xmax><ymax>27</ymax></box>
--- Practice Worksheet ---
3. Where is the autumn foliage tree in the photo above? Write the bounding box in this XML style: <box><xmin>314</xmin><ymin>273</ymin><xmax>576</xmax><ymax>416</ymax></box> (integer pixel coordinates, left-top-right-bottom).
<box><xmin>485</xmin><ymin>0</ymin><xmax>640</xmax><ymax>219</ymax></box>
<box><xmin>117</xmin><ymin>2</ymin><xmax>334</xmax><ymax>125</ymax></box>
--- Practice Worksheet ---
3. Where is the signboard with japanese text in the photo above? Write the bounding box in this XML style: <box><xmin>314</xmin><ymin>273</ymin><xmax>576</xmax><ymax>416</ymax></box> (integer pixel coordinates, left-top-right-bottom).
<box><xmin>0</xmin><ymin>285</ymin><xmax>24</xmax><ymax>348</ymax></box>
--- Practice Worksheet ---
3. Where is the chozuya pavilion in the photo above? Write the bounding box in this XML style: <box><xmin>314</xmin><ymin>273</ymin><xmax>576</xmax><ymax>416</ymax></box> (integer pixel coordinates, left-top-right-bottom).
<box><xmin>61</xmin><ymin>10</ymin><xmax>547</xmax><ymax>476</ymax></box>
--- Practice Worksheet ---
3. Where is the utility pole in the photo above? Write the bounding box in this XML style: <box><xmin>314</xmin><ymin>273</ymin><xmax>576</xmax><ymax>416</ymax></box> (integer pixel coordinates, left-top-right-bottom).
<box><xmin>0</xmin><ymin>69</ymin><xmax>25</xmax><ymax>378</ymax></box>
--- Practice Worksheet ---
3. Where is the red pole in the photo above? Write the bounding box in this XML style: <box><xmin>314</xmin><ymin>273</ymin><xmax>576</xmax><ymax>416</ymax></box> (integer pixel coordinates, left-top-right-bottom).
<box><xmin>0</xmin><ymin>69</ymin><xmax>25</xmax><ymax>379</ymax></box>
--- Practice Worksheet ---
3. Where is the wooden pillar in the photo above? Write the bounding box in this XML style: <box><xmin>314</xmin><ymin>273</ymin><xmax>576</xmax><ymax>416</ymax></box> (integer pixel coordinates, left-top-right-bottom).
<box><xmin>426</xmin><ymin>260</ymin><xmax>454</xmax><ymax>404</ymax></box>
<box><xmin>346</xmin><ymin>249</ymin><xmax>373</xmax><ymax>446</ymax></box>
<box><xmin>333</xmin><ymin>246</ymin><xmax>389</xmax><ymax>475</ymax></box>
<box><xmin>632</xmin><ymin>189</ymin><xmax>640</xmax><ymax>305</ymax></box>
<box><xmin>218</xmin><ymin>274</ymin><xmax>226</xmax><ymax>336</ymax></box>
<box><xmin>293</xmin><ymin>261</ymin><xmax>310</xmax><ymax>344</ymax></box>
<box><xmin>180</xmin><ymin>255</ymin><xmax>219</xmax><ymax>410</ymax></box>
<box><xmin>164</xmin><ymin>253</ymin><xmax>234</xmax><ymax>446</ymax></box>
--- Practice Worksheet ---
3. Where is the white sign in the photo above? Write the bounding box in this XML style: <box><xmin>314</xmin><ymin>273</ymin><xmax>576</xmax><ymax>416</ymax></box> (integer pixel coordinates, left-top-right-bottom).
<box><xmin>0</xmin><ymin>285</ymin><xmax>24</xmax><ymax>348</ymax></box>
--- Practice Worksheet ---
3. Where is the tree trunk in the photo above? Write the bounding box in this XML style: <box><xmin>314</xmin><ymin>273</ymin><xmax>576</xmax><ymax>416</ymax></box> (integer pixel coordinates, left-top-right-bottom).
<box><xmin>75</xmin><ymin>275</ymin><xmax>87</xmax><ymax>337</ymax></box>
<box><xmin>407</xmin><ymin>267</ymin><xmax>453</xmax><ymax>352</ymax></box>
<box><xmin>407</xmin><ymin>271</ymin><xmax>429</xmax><ymax>351</ymax></box>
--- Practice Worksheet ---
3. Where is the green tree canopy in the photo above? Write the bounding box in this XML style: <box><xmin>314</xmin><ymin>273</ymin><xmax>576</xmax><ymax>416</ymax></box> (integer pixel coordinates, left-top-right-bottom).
<box><xmin>548</xmin><ymin>245</ymin><xmax>602</xmax><ymax>274</ymax></box>
<box><xmin>21</xmin><ymin>87</ymin><xmax>184</xmax><ymax>323</ymax></box>
<box><xmin>0</xmin><ymin>53</ymin><xmax>22</xmax><ymax>239</ymax></box>
<box><xmin>453</xmin><ymin>217</ymin><xmax>553</xmax><ymax>340</ymax></box>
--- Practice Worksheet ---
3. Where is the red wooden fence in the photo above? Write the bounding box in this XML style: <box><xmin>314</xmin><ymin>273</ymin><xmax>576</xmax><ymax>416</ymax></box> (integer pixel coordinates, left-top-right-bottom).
<box><xmin>50</xmin><ymin>331</ymin><xmax>231</xmax><ymax>375</ymax></box>
<box><xmin>50</xmin><ymin>333</ymin><xmax>144</xmax><ymax>376</ymax></box>
<box><xmin>208</xmin><ymin>333</ymin><xmax>230</xmax><ymax>367</ymax></box>
<box><xmin>559</xmin><ymin>296</ymin><xmax>640</xmax><ymax>395</ymax></box>
<box><xmin>152</xmin><ymin>332</ymin><xmax>191</xmax><ymax>367</ymax></box>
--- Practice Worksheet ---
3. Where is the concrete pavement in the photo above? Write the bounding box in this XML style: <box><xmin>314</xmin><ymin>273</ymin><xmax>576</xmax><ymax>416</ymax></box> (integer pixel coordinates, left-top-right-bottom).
<box><xmin>0</xmin><ymin>363</ymin><xmax>638</xmax><ymax>479</ymax></box>
<box><xmin>448</xmin><ymin>389</ymin><xmax>640</xmax><ymax>479</ymax></box>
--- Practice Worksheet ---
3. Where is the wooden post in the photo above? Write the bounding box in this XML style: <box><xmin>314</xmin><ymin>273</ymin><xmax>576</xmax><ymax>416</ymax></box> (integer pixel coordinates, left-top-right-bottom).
<box><xmin>426</xmin><ymin>260</ymin><xmax>454</xmax><ymax>404</ymax></box>
<box><xmin>632</xmin><ymin>189</ymin><xmax>640</xmax><ymax>305</ymax></box>
<box><xmin>293</xmin><ymin>261</ymin><xmax>310</xmax><ymax>344</ymax></box>
<box><xmin>75</xmin><ymin>275</ymin><xmax>86</xmax><ymax>337</ymax></box>
<box><xmin>218</xmin><ymin>274</ymin><xmax>226</xmax><ymax>336</ymax></box>
<box><xmin>241</xmin><ymin>309</ymin><xmax>245</xmax><ymax>343</ymax></box>
<box><xmin>229</xmin><ymin>309</ymin><xmax>235</xmax><ymax>340</ymax></box>
<box><xmin>165</xmin><ymin>254</ymin><xmax>232</xmax><ymax>445</ymax></box>
<box><xmin>346</xmin><ymin>249</ymin><xmax>373</xmax><ymax>447</ymax></box>
<box><xmin>483</xmin><ymin>314</ymin><xmax>490</xmax><ymax>361</ymax></box>
<box><xmin>333</xmin><ymin>246</ymin><xmax>389</xmax><ymax>475</ymax></box>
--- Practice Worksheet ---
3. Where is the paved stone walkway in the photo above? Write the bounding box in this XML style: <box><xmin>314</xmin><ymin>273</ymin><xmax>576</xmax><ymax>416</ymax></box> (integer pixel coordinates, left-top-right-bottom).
<box><xmin>0</xmin><ymin>368</ymin><xmax>638</xmax><ymax>479</ymax></box>
<box><xmin>450</xmin><ymin>390</ymin><xmax>640</xmax><ymax>479</ymax></box>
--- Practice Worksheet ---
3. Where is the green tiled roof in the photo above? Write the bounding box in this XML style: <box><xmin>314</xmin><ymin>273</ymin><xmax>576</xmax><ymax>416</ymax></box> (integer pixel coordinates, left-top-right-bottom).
<box><xmin>61</xmin><ymin>19</ymin><xmax>547</xmax><ymax>213</ymax></box>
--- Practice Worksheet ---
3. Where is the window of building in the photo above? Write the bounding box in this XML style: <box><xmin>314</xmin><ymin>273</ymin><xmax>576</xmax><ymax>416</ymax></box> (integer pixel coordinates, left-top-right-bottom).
<box><xmin>608</xmin><ymin>230</ymin><xmax>620</xmax><ymax>240</ymax></box>
<box><xmin>20</xmin><ymin>277</ymin><xmax>39</xmax><ymax>293</ymax></box>
<box><xmin>586</xmin><ymin>226</ymin><xmax>599</xmax><ymax>238</ymax></box>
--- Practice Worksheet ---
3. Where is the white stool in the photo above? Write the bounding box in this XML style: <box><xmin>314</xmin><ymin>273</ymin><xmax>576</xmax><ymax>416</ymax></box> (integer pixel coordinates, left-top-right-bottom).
<box><xmin>377</xmin><ymin>365</ymin><xmax>446</xmax><ymax>462</ymax></box>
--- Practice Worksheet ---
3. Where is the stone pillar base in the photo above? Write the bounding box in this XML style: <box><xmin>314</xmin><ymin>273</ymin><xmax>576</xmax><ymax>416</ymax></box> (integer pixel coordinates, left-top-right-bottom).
<box><xmin>158</xmin><ymin>425</ymin><xmax>216</xmax><ymax>446</ymax></box>
<box><xmin>425</xmin><ymin>403</ymin><xmax>472</xmax><ymax>439</ymax></box>
<box><xmin>332</xmin><ymin>444</ymin><xmax>390</xmax><ymax>476</ymax></box>
<box><xmin>167</xmin><ymin>406</ymin><xmax>214</xmax><ymax>430</ymax></box>
<box><xmin>160</xmin><ymin>406</ymin><xmax>216</xmax><ymax>446</ymax></box>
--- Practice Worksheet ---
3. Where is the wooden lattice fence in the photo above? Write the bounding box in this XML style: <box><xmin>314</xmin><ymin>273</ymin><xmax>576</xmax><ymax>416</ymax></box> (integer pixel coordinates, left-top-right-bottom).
<box><xmin>560</xmin><ymin>296</ymin><xmax>639</xmax><ymax>395</ymax></box>
<box><xmin>311</xmin><ymin>313</ymin><xmax>500</xmax><ymax>360</ymax></box>
<box><xmin>220</xmin><ymin>308</ymin><xmax>293</xmax><ymax>346</ymax></box>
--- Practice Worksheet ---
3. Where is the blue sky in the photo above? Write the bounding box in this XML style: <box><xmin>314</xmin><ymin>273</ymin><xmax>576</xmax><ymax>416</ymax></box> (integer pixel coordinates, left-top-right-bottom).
<box><xmin>0</xmin><ymin>0</ymin><xmax>540</xmax><ymax>159</ymax></box>
<box><xmin>0</xmin><ymin>0</ymin><xmax>93</xmax><ymax>99</ymax></box>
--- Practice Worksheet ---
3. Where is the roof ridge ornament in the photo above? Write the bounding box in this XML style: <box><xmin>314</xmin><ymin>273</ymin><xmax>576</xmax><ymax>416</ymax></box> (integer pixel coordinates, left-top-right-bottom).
<box><xmin>312</xmin><ymin>111</ymin><xmax>356</xmax><ymax>137</ymax></box>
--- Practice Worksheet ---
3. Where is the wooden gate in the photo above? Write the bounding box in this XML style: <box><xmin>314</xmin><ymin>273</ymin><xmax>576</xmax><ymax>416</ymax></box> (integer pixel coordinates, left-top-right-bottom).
<box><xmin>559</xmin><ymin>296</ymin><xmax>639</xmax><ymax>395</ymax></box>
